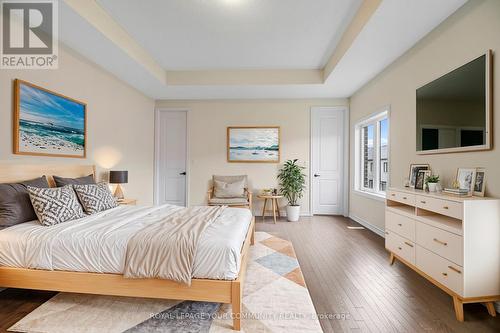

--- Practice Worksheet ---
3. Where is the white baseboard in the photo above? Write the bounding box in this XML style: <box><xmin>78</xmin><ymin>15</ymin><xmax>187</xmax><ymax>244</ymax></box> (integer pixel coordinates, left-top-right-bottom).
<box><xmin>349</xmin><ymin>214</ymin><xmax>385</xmax><ymax>238</ymax></box>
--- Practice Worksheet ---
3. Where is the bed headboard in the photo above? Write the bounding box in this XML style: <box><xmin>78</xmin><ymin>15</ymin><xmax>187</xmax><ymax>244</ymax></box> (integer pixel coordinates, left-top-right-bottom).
<box><xmin>0</xmin><ymin>164</ymin><xmax>96</xmax><ymax>187</ymax></box>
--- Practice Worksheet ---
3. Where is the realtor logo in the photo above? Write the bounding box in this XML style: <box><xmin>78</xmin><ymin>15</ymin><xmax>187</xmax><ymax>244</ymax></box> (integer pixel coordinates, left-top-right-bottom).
<box><xmin>1</xmin><ymin>0</ymin><xmax>58</xmax><ymax>69</ymax></box>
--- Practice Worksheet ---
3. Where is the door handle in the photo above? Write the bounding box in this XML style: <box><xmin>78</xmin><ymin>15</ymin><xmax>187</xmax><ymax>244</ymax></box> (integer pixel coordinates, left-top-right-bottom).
<box><xmin>314</xmin><ymin>174</ymin><xmax>320</xmax><ymax>177</ymax></box>
<box><xmin>179</xmin><ymin>172</ymin><xmax>186</xmax><ymax>175</ymax></box>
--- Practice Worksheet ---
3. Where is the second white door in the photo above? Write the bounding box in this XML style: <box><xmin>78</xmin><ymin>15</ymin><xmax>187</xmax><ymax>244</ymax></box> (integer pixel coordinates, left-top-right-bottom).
<box><xmin>156</xmin><ymin>110</ymin><xmax>187</xmax><ymax>206</ymax></box>
<box><xmin>311</xmin><ymin>107</ymin><xmax>345</xmax><ymax>215</ymax></box>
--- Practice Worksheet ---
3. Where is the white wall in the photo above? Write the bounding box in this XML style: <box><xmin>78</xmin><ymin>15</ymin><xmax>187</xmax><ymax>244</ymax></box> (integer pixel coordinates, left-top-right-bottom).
<box><xmin>0</xmin><ymin>46</ymin><xmax>155</xmax><ymax>204</ymax></box>
<box><xmin>155</xmin><ymin>99</ymin><xmax>348</xmax><ymax>215</ymax></box>
<box><xmin>349</xmin><ymin>0</ymin><xmax>500</xmax><ymax>230</ymax></box>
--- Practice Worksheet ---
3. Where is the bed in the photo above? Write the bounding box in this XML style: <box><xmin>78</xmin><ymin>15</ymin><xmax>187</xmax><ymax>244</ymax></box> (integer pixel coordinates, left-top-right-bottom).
<box><xmin>0</xmin><ymin>164</ymin><xmax>255</xmax><ymax>331</ymax></box>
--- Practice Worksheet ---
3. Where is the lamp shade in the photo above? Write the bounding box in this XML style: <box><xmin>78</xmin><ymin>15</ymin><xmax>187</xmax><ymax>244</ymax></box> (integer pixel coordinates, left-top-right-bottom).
<box><xmin>109</xmin><ymin>170</ymin><xmax>128</xmax><ymax>184</ymax></box>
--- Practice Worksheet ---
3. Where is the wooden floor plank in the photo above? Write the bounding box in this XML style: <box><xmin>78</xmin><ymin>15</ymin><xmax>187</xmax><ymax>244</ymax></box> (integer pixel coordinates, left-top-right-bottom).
<box><xmin>0</xmin><ymin>215</ymin><xmax>499</xmax><ymax>333</ymax></box>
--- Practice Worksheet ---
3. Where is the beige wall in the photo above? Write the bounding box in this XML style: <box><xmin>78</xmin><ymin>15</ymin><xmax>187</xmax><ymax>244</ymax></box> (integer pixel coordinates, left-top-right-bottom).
<box><xmin>349</xmin><ymin>0</ymin><xmax>500</xmax><ymax>230</ymax></box>
<box><xmin>0</xmin><ymin>46</ymin><xmax>155</xmax><ymax>204</ymax></box>
<box><xmin>156</xmin><ymin>99</ymin><xmax>348</xmax><ymax>215</ymax></box>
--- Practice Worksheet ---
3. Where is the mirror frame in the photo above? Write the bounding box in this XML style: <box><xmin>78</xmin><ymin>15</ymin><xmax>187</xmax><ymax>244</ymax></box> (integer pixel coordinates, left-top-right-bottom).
<box><xmin>416</xmin><ymin>49</ymin><xmax>492</xmax><ymax>155</ymax></box>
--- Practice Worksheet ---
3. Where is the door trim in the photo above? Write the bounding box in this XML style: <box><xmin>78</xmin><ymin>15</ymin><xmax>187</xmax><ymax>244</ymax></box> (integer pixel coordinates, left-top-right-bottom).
<box><xmin>309</xmin><ymin>106</ymin><xmax>349</xmax><ymax>217</ymax></box>
<box><xmin>154</xmin><ymin>108</ymin><xmax>190</xmax><ymax>206</ymax></box>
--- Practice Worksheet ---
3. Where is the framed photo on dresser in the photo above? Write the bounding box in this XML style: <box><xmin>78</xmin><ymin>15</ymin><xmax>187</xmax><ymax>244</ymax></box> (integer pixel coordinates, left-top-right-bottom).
<box><xmin>473</xmin><ymin>168</ymin><xmax>486</xmax><ymax>197</ymax></box>
<box><xmin>408</xmin><ymin>164</ymin><xmax>430</xmax><ymax>188</ymax></box>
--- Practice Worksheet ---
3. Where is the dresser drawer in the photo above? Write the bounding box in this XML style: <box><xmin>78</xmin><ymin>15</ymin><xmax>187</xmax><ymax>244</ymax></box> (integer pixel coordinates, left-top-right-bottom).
<box><xmin>385</xmin><ymin>230</ymin><xmax>415</xmax><ymax>265</ymax></box>
<box><xmin>387</xmin><ymin>190</ymin><xmax>415</xmax><ymax>206</ymax></box>
<box><xmin>416</xmin><ymin>195</ymin><xmax>463</xmax><ymax>220</ymax></box>
<box><xmin>386</xmin><ymin>210</ymin><xmax>415</xmax><ymax>241</ymax></box>
<box><xmin>416</xmin><ymin>245</ymin><xmax>463</xmax><ymax>295</ymax></box>
<box><xmin>416</xmin><ymin>222</ymin><xmax>463</xmax><ymax>265</ymax></box>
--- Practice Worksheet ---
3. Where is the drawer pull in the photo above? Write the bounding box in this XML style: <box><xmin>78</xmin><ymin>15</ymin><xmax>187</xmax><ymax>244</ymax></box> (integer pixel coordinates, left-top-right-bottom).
<box><xmin>404</xmin><ymin>241</ymin><xmax>414</xmax><ymax>248</ymax></box>
<box><xmin>397</xmin><ymin>223</ymin><xmax>402</xmax><ymax>226</ymax></box>
<box><xmin>398</xmin><ymin>247</ymin><xmax>402</xmax><ymax>250</ymax></box>
<box><xmin>403</xmin><ymin>197</ymin><xmax>408</xmax><ymax>200</ymax></box>
<box><xmin>443</xmin><ymin>206</ymin><xmax>449</xmax><ymax>210</ymax></box>
<box><xmin>420</xmin><ymin>200</ymin><xmax>426</xmax><ymax>204</ymax></box>
<box><xmin>385</xmin><ymin>232</ymin><xmax>389</xmax><ymax>235</ymax></box>
<box><xmin>448</xmin><ymin>266</ymin><xmax>462</xmax><ymax>274</ymax></box>
<box><xmin>391</xmin><ymin>193</ymin><xmax>396</xmax><ymax>197</ymax></box>
<box><xmin>433</xmin><ymin>238</ymin><xmax>448</xmax><ymax>246</ymax></box>
<box><xmin>442</xmin><ymin>272</ymin><xmax>448</xmax><ymax>277</ymax></box>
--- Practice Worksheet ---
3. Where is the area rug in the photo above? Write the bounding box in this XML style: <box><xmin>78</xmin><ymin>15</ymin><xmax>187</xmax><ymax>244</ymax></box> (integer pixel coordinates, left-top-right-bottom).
<box><xmin>9</xmin><ymin>232</ymin><xmax>323</xmax><ymax>333</ymax></box>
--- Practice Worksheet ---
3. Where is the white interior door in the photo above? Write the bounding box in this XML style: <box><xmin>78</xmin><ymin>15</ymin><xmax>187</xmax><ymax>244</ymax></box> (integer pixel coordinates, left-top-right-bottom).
<box><xmin>311</xmin><ymin>107</ymin><xmax>345</xmax><ymax>215</ymax></box>
<box><xmin>156</xmin><ymin>110</ymin><xmax>187</xmax><ymax>206</ymax></box>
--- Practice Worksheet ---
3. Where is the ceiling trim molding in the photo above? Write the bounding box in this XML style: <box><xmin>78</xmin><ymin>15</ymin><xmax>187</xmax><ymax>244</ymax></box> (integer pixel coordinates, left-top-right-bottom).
<box><xmin>63</xmin><ymin>0</ymin><xmax>166</xmax><ymax>84</ymax></box>
<box><xmin>166</xmin><ymin>69</ymin><xmax>324</xmax><ymax>85</ymax></box>
<box><xmin>323</xmin><ymin>0</ymin><xmax>382</xmax><ymax>81</ymax></box>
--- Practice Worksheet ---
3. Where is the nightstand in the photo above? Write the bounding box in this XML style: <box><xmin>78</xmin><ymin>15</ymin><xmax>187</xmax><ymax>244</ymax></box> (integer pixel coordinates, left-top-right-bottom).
<box><xmin>117</xmin><ymin>199</ymin><xmax>137</xmax><ymax>206</ymax></box>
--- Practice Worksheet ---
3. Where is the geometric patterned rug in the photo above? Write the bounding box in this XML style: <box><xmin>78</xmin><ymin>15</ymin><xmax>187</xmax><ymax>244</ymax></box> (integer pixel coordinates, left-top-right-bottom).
<box><xmin>8</xmin><ymin>232</ymin><xmax>323</xmax><ymax>333</ymax></box>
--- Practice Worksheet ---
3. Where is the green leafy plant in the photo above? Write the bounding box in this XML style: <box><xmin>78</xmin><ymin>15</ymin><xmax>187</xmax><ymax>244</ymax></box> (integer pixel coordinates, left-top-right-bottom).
<box><xmin>277</xmin><ymin>159</ymin><xmax>306</xmax><ymax>206</ymax></box>
<box><xmin>425</xmin><ymin>175</ymin><xmax>440</xmax><ymax>184</ymax></box>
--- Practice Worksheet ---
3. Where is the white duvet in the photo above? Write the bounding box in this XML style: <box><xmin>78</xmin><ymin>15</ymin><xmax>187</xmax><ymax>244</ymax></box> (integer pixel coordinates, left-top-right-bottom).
<box><xmin>0</xmin><ymin>204</ymin><xmax>252</xmax><ymax>280</ymax></box>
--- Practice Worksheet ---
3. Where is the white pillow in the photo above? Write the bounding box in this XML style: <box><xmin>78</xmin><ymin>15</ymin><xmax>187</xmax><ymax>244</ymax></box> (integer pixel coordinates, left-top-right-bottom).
<box><xmin>27</xmin><ymin>185</ymin><xmax>85</xmax><ymax>226</ymax></box>
<box><xmin>214</xmin><ymin>179</ymin><xmax>245</xmax><ymax>198</ymax></box>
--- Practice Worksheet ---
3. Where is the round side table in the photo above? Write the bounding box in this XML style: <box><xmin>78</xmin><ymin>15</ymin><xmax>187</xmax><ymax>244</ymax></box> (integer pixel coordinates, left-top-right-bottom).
<box><xmin>257</xmin><ymin>194</ymin><xmax>283</xmax><ymax>223</ymax></box>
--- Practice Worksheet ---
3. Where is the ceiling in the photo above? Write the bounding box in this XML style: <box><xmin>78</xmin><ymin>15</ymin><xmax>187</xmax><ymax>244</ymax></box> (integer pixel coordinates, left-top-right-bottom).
<box><xmin>58</xmin><ymin>0</ymin><xmax>468</xmax><ymax>99</ymax></box>
<box><xmin>97</xmin><ymin>0</ymin><xmax>363</xmax><ymax>70</ymax></box>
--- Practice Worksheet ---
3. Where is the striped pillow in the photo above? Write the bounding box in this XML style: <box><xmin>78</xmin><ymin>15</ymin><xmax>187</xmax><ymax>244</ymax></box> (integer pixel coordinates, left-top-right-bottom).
<box><xmin>27</xmin><ymin>185</ymin><xmax>85</xmax><ymax>226</ymax></box>
<box><xmin>73</xmin><ymin>182</ymin><xmax>118</xmax><ymax>215</ymax></box>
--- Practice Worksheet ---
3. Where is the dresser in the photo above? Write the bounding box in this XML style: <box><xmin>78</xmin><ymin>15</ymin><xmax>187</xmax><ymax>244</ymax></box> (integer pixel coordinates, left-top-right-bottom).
<box><xmin>385</xmin><ymin>188</ymin><xmax>499</xmax><ymax>321</ymax></box>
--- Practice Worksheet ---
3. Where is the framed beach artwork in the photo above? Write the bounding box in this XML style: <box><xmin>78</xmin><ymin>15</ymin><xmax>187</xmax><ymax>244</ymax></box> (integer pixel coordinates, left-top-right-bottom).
<box><xmin>14</xmin><ymin>79</ymin><xmax>86</xmax><ymax>158</ymax></box>
<box><xmin>227</xmin><ymin>126</ymin><xmax>280</xmax><ymax>163</ymax></box>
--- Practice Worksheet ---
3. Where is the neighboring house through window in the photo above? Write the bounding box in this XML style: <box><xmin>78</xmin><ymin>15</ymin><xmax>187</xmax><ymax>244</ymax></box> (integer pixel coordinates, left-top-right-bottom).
<box><xmin>354</xmin><ymin>109</ymin><xmax>389</xmax><ymax>198</ymax></box>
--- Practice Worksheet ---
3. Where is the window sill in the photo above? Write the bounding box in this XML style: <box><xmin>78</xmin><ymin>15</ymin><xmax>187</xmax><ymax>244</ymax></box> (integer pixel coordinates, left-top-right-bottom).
<box><xmin>353</xmin><ymin>189</ymin><xmax>386</xmax><ymax>202</ymax></box>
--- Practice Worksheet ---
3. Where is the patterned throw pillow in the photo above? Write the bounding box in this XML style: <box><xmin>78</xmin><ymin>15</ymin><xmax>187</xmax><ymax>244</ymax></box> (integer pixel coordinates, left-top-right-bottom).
<box><xmin>73</xmin><ymin>182</ymin><xmax>118</xmax><ymax>215</ymax></box>
<box><xmin>27</xmin><ymin>185</ymin><xmax>85</xmax><ymax>226</ymax></box>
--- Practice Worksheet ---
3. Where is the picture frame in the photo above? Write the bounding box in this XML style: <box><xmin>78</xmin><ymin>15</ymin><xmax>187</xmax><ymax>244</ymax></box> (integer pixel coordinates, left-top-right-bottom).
<box><xmin>473</xmin><ymin>168</ymin><xmax>486</xmax><ymax>197</ymax></box>
<box><xmin>408</xmin><ymin>164</ymin><xmax>430</xmax><ymax>188</ymax></box>
<box><xmin>227</xmin><ymin>126</ymin><xmax>280</xmax><ymax>163</ymax></box>
<box><xmin>415</xmin><ymin>170</ymin><xmax>431</xmax><ymax>190</ymax></box>
<box><xmin>455</xmin><ymin>168</ymin><xmax>477</xmax><ymax>195</ymax></box>
<box><xmin>14</xmin><ymin>79</ymin><xmax>87</xmax><ymax>158</ymax></box>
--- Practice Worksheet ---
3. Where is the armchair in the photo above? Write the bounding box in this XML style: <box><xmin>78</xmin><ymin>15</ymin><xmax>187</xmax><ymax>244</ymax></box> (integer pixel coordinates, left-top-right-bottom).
<box><xmin>207</xmin><ymin>175</ymin><xmax>253</xmax><ymax>210</ymax></box>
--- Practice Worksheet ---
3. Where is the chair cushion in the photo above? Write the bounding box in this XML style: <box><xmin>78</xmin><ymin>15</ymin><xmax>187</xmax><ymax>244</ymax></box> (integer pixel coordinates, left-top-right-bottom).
<box><xmin>213</xmin><ymin>175</ymin><xmax>247</xmax><ymax>187</ymax></box>
<box><xmin>214</xmin><ymin>179</ymin><xmax>245</xmax><ymax>198</ymax></box>
<box><xmin>208</xmin><ymin>197</ymin><xmax>249</xmax><ymax>206</ymax></box>
<box><xmin>0</xmin><ymin>176</ymin><xmax>50</xmax><ymax>228</ymax></box>
<box><xmin>27</xmin><ymin>185</ymin><xmax>85</xmax><ymax>226</ymax></box>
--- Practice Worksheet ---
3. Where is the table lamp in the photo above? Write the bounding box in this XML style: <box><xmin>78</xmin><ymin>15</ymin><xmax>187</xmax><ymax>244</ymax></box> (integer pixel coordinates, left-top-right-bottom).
<box><xmin>109</xmin><ymin>170</ymin><xmax>128</xmax><ymax>200</ymax></box>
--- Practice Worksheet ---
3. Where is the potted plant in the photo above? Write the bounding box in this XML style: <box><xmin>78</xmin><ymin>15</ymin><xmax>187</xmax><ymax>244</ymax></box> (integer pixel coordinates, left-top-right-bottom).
<box><xmin>277</xmin><ymin>159</ymin><xmax>306</xmax><ymax>222</ymax></box>
<box><xmin>425</xmin><ymin>174</ymin><xmax>440</xmax><ymax>192</ymax></box>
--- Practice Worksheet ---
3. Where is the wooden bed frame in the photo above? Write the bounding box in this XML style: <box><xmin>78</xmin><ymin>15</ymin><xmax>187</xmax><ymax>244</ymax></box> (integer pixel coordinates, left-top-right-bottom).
<box><xmin>0</xmin><ymin>164</ymin><xmax>255</xmax><ymax>331</ymax></box>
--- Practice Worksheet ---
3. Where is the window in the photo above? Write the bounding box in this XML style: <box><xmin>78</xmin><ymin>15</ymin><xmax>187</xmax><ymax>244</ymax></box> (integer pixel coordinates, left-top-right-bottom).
<box><xmin>355</xmin><ymin>110</ymin><xmax>389</xmax><ymax>197</ymax></box>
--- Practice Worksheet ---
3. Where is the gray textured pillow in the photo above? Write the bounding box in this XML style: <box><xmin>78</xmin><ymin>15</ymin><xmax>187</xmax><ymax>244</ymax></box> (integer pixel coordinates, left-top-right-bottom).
<box><xmin>28</xmin><ymin>185</ymin><xmax>85</xmax><ymax>226</ymax></box>
<box><xmin>214</xmin><ymin>179</ymin><xmax>245</xmax><ymax>198</ymax></box>
<box><xmin>53</xmin><ymin>174</ymin><xmax>95</xmax><ymax>187</ymax></box>
<box><xmin>0</xmin><ymin>176</ymin><xmax>50</xmax><ymax>228</ymax></box>
<box><xmin>73</xmin><ymin>182</ymin><xmax>118</xmax><ymax>215</ymax></box>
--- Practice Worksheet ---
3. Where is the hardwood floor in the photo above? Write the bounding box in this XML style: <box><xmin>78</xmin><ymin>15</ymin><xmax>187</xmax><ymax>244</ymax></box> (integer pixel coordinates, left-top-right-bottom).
<box><xmin>0</xmin><ymin>215</ymin><xmax>498</xmax><ymax>332</ymax></box>
<box><xmin>256</xmin><ymin>215</ymin><xmax>500</xmax><ymax>333</ymax></box>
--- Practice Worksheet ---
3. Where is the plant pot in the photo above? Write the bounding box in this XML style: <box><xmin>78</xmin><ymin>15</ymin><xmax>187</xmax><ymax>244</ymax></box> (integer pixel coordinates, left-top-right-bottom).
<box><xmin>428</xmin><ymin>182</ymin><xmax>438</xmax><ymax>192</ymax></box>
<box><xmin>286</xmin><ymin>205</ymin><xmax>300</xmax><ymax>222</ymax></box>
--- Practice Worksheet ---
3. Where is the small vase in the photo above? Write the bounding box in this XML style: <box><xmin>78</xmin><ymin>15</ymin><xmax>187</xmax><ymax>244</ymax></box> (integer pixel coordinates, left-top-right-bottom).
<box><xmin>428</xmin><ymin>183</ymin><xmax>437</xmax><ymax>192</ymax></box>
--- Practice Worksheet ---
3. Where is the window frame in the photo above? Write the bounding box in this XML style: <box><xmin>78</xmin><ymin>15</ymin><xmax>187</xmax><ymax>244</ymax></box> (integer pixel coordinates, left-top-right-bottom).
<box><xmin>354</xmin><ymin>108</ymin><xmax>390</xmax><ymax>200</ymax></box>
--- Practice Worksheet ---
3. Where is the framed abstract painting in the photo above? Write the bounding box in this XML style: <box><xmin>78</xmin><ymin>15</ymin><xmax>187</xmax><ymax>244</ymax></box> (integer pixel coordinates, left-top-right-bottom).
<box><xmin>13</xmin><ymin>79</ymin><xmax>87</xmax><ymax>158</ymax></box>
<box><xmin>227</xmin><ymin>126</ymin><xmax>280</xmax><ymax>163</ymax></box>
